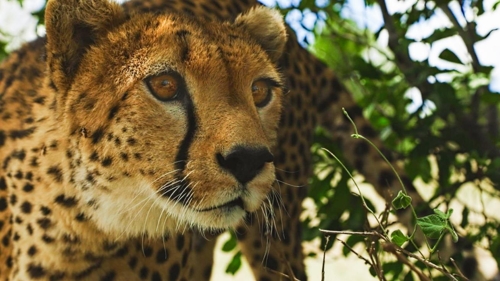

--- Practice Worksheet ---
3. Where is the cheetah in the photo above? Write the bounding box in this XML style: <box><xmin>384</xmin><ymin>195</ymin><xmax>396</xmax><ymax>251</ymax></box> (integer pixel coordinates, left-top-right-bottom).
<box><xmin>0</xmin><ymin>0</ymin><xmax>288</xmax><ymax>279</ymax></box>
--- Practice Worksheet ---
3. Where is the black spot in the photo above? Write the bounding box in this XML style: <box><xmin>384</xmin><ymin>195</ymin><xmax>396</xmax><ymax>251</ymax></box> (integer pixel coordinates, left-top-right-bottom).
<box><xmin>113</xmin><ymin>246</ymin><xmax>128</xmax><ymax>257</ymax></box>
<box><xmin>11</xmin><ymin>149</ymin><xmax>26</xmax><ymax>161</ymax></box>
<box><xmin>266</xmin><ymin>255</ymin><xmax>279</xmax><ymax>271</ymax></box>
<box><xmin>9</xmin><ymin>194</ymin><xmax>17</xmax><ymax>205</ymax></box>
<box><xmin>100</xmin><ymin>271</ymin><xmax>116</xmax><ymax>281</ymax></box>
<box><xmin>20</xmin><ymin>201</ymin><xmax>32</xmax><ymax>214</ymax></box>
<box><xmin>290</xmin><ymin>132</ymin><xmax>298</xmax><ymax>146</ymax></box>
<box><xmin>108</xmin><ymin>104</ymin><xmax>119</xmax><ymax>120</ymax></box>
<box><xmin>5</xmin><ymin>256</ymin><xmax>12</xmax><ymax>268</ymax></box>
<box><xmin>253</xmin><ymin>240</ymin><xmax>262</xmax><ymax>249</ymax></box>
<box><xmin>27</xmin><ymin>263</ymin><xmax>46</xmax><ymax>278</ymax></box>
<box><xmin>151</xmin><ymin>272</ymin><xmax>162</xmax><ymax>281</ymax></box>
<box><xmin>14</xmin><ymin>170</ymin><xmax>23</xmax><ymax>179</ymax></box>
<box><xmin>74</xmin><ymin>262</ymin><xmax>102</xmax><ymax>279</ymax></box>
<box><xmin>49</xmin><ymin>140</ymin><xmax>58</xmax><ymax>149</ymax></box>
<box><xmin>181</xmin><ymin>251</ymin><xmax>188</xmax><ymax>267</ymax></box>
<box><xmin>37</xmin><ymin>218</ymin><xmax>52</xmax><ymax>229</ymax></box>
<box><xmin>0</xmin><ymin>197</ymin><xmax>7</xmax><ymax>212</ymax></box>
<box><xmin>86</xmin><ymin>173</ymin><xmax>96</xmax><ymax>185</ymax></box>
<box><xmin>28</xmin><ymin>245</ymin><xmax>37</xmax><ymax>256</ymax></box>
<box><xmin>9</xmin><ymin>127</ymin><xmax>35</xmax><ymax>139</ymax></box>
<box><xmin>2</xmin><ymin>231</ymin><xmax>10</xmax><ymax>246</ymax></box>
<box><xmin>27</xmin><ymin>224</ymin><xmax>34</xmax><ymax>235</ymax></box>
<box><xmin>169</xmin><ymin>263</ymin><xmax>180</xmax><ymax>280</ymax></box>
<box><xmin>2</xmin><ymin>156</ymin><xmax>11</xmax><ymax>170</ymax></box>
<box><xmin>0</xmin><ymin>130</ymin><xmax>6</xmax><ymax>147</ymax></box>
<box><xmin>143</xmin><ymin>246</ymin><xmax>153</xmax><ymax>258</ymax></box>
<box><xmin>156</xmin><ymin>249</ymin><xmax>168</xmax><ymax>263</ymax></box>
<box><xmin>128</xmin><ymin>257</ymin><xmax>138</xmax><ymax>269</ymax></box>
<box><xmin>101</xmin><ymin>157</ymin><xmax>112</xmax><ymax>167</ymax></box>
<box><xmin>40</xmin><ymin>206</ymin><xmax>52</xmax><ymax>215</ymax></box>
<box><xmin>33</xmin><ymin>96</ymin><xmax>46</xmax><ymax>104</ymax></box>
<box><xmin>91</xmin><ymin>128</ymin><xmax>105</xmax><ymax>144</ymax></box>
<box><xmin>23</xmin><ymin>183</ymin><xmax>34</xmax><ymax>192</ymax></box>
<box><xmin>126</xmin><ymin>137</ymin><xmax>137</xmax><ymax>146</ymax></box>
<box><xmin>176</xmin><ymin>235</ymin><xmax>185</xmax><ymax>251</ymax></box>
<box><xmin>90</xmin><ymin>151</ymin><xmax>99</xmax><ymax>161</ymax></box>
<box><xmin>42</xmin><ymin>235</ymin><xmax>55</xmax><ymax>243</ymax></box>
<box><xmin>203</xmin><ymin>265</ymin><xmax>212</xmax><ymax>280</ymax></box>
<box><xmin>49</xmin><ymin>272</ymin><xmax>65</xmax><ymax>281</ymax></box>
<box><xmin>47</xmin><ymin>165</ymin><xmax>63</xmax><ymax>182</ymax></box>
<box><xmin>103</xmin><ymin>241</ymin><xmax>118</xmax><ymax>251</ymax></box>
<box><xmin>30</xmin><ymin>156</ymin><xmax>39</xmax><ymax>167</ymax></box>
<box><xmin>139</xmin><ymin>266</ymin><xmax>149</xmax><ymax>279</ymax></box>
<box><xmin>54</xmin><ymin>194</ymin><xmax>77</xmax><ymax>207</ymax></box>
<box><xmin>120</xmin><ymin>153</ymin><xmax>129</xmax><ymax>161</ymax></box>
<box><xmin>0</xmin><ymin>177</ymin><xmax>6</xmax><ymax>190</ymax></box>
<box><xmin>75</xmin><ymin>212</ymin><xmax>87</xmax><ymax>222</ymax></box>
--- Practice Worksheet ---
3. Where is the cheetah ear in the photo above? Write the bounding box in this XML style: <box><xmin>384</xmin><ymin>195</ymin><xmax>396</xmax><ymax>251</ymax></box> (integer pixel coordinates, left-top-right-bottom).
<box><xmin>235</xmin><ymin>6</ymin><xmax>287</xmax><ymax>63</ymax></box>
<box><xmin>45</xmin><ymin>0</ymin><xmax>127</xmax><ymax>91</ymax></box>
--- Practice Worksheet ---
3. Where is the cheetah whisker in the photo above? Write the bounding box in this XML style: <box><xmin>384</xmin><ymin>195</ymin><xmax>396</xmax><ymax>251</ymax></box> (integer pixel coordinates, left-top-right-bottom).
<box><xmin>274</xmin><ymin>179</ymin><xmax>306</xmax><ymax>188</ymax></box>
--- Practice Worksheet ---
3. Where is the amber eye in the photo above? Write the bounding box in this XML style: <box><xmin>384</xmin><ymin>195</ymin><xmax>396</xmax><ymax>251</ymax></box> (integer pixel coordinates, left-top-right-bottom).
<box><xmin>146</xmin><ymin>73</ymin><xmax>181</xmax><ymax>101</ymax></box>
<box><xmin>252</xmin><ymin>80</ymin><xmax>273</xmax><ymax>107</ymax></box>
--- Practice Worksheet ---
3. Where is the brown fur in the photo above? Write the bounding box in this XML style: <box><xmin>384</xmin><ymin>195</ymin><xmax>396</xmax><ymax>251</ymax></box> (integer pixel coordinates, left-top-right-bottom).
<box><xmin>0</xmin><ymin>0</ymin><xmax>287</xmax><ymax>279</ymax></box>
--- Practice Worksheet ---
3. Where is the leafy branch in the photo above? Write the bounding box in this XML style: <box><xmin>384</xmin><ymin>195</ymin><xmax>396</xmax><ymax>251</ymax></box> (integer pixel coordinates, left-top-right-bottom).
<box><xmin>318</xmin><ymin>108</ymin><xmax>463</xmax><ymax>280</ymax></box>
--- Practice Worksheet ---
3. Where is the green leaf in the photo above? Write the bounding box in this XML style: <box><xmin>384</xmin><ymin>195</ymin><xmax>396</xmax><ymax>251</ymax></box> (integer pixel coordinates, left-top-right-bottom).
<box><xmin>417</xmin><ymin>209</ymin><xmax>458</xmax><ymax>242</ymax></box>
<box><xmin>438</xmin><ymin>48</ymin><xmax>463</xmax><ymax>65</ymax></box>
<box><xmin>382</xmin><ymin>261</ymin><xmax>404</xmax><ymax>280</ymax></box>
<box><xmin>391</xmin><ymin>230</ymin><xmax>410</xmax><ymax>247</ymax></box>
<box><xmin>403</xmin><ymin>270</ymin><xmax>415</xmax><ymax>281</ymax></box>
<box><xmin>416</xmin><ymin>214</ymin><xmax>447</xmax><ymax>239</ymax></box>
<box><xmin>225</xmin><ymin>251</ymin><xmax>242</xmax><ymax>275</ymax></box>
<box><xmin>392</xmin><ymin>190</ymin><xmax>412</xmax><ymax>210</ymax></box>
<box><xmin>221</xmin><ymin>233</ymin><xmax>237</xmax><ymax>252</ymax></box>
<box><xmin>433</xmin><ymin>209</ymin><xmax>447</xmax><ymax>219</ymax></box>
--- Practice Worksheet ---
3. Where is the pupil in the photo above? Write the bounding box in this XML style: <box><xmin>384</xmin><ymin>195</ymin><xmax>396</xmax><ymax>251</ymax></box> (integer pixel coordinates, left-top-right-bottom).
<box><xmin>161</xmin><ymin>80</ymin><xmax>170</xmax><ymax>87</ymax></box>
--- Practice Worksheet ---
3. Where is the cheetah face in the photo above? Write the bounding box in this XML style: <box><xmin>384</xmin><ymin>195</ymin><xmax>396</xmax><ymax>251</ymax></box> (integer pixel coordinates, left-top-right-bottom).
<box><xmin>45</xmin><ymin>0</ymin><xmax>286</xmax><ymax>237</ymax></box>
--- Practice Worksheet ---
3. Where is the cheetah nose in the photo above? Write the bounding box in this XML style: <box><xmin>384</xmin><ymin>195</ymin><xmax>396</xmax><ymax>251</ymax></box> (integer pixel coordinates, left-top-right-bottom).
<box><xmin>216</xmin><ymin>146</ymin><xmax>274</xmax><ymax>185</ymax></box>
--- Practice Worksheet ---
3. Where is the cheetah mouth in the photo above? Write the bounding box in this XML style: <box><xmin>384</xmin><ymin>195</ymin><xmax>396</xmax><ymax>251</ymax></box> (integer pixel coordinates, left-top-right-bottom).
<box><xmin>197</xmin><ymin>197</ymin><xmax>245</xmax><ymax>212</ymax></box>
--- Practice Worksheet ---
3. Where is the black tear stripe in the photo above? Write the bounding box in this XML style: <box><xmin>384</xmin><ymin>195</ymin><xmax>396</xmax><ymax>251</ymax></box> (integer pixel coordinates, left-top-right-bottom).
<box><xmin>161</xmin><ymin>93</ymin><xmax>197</xmax><ymax>203</ymax></box>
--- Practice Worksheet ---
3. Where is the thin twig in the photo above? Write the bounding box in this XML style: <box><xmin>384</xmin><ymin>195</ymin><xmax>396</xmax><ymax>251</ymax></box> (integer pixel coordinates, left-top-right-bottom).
<box><xmin>264</xmin><ymin>268</ymin><xmax>301</xmax><ymax>281</ymax></box>
<box><xmin>450</xmin><ymin>257</ymin><xmax>470</xmax><ymax>280</ymax></box>
<box><xmin>384</xmin><ymin>243</ymin><xmax>430</xmax><ymax>281</ymax></box>
<box><xmin>335</xmin><ymin>238</ymin><xmax>373</xmax><ymax>266</ymax></box>
<box><xmin>322</xmin><ymin>236</ymin><xmax>330</xmax><ymax>281</ymax></box>
<box><xmin>439</xmin><ymin>3</ymin><xmax>480</xmax><ymax>71</ymax></box>
<box><xmin>319</xmin><ymin>229</ymin><xmax>469</xmax><ymax>281</ymax></box>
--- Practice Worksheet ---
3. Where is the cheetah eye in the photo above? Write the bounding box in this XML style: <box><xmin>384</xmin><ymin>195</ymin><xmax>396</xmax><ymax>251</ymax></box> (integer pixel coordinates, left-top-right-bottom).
<box><xmin>251</xmin><ymin>79</ymin><xmax>274</xmax><ymax>108</ymax></box>
<box><xmin>146</xmin><ymin>73</ymin><xmax>182</xmax><ymax>101</ymax></box>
